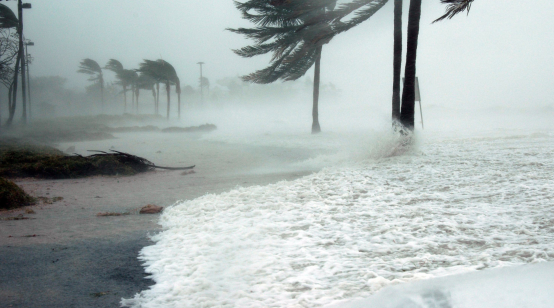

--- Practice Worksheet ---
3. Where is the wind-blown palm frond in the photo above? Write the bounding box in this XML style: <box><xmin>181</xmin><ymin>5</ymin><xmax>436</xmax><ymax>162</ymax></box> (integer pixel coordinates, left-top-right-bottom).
<box><xmin>433</xmin><ymin>0</ymin><xmax>474</xmax><ymax>23</ymax></box>
<box><xmin>104</xmin><ymin>59</ymin><xmax>124</xmax><ymax>73</ymax></box>
<box><xmin>0</xmin><ymin>4</ymin><xmax>18</xmax><ymax>29</ymax></box>
<box><xmin>78</xmin><ymin>58</ymin><xmax>103</xmax><ymax>81</ymax></box>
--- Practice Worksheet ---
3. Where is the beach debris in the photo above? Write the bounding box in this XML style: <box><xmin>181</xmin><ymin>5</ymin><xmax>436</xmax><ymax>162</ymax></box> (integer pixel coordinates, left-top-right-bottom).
<box><xmin>86</xmin><ymin>150</ymin><xmax>195</xmax><ymax>171</ymax></box>
<box><xmin>96</xmin><ymin>212</ymin><xmax>130</xmax><ymax>217</ymax></box>
<box><xmin>1</xmin><ymin>214</ymin><xmax>34</xmax><ymax>221</ymax></box>
<box><xmin>0</xmin><ymin>177</ymin><xmax>35</xmax><ymax>210</ymax></box>
<box><xmin>25</xmin><ymin>208</ymin><xmax>36</xmax><ymax>214</ymax></box>
<box><xmin>181</xmin><ymin>170</ymin><xmax>196</xmax><ymax>176</ymax></box>
<box><xmin>90</xmin><ymin>291</ymin><xmax>110</xmax><ymax>298</ymax></box>
<box><xmin>65</xmin><ymin>146</ymin><xmax>76</xmax><ymax>153</ymax></box>
<box><xmin>36</xmin><ymin>196</ymin><xmax>64</xmax><ymax>204</ymax></box>
<box><xmin>139</xmin><ymin>204</ymin><xmax>163</xmax><ymax>214</ymax></box>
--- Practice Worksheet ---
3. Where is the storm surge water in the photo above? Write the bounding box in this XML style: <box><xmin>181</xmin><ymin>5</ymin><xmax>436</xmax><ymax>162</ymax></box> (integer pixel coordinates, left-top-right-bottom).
<box><xmin>122</xmin><ymin>109</ymin><xmax>554</xmax><ymax>308</ymax></box>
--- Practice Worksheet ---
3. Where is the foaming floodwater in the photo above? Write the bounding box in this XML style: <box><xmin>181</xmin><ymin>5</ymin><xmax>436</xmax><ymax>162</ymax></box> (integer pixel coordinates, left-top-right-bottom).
<box><xmin>122</xmin><ymin>126</ymin><xmax>554</xmax><ymax>308</ymax></box>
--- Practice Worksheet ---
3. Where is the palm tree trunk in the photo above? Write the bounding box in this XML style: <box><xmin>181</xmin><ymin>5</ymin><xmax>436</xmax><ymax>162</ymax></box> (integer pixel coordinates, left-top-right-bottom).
<box><xmin>156</xmin><ymin>82</ymin><xmax>160</xmax><ymax>115</ymax></box>
<box><xmin>152</xmin><ymin>87</ymin><xmax>156</xmax><ymax>114</ymax></box>
<box><xmin>392</xmin><ymin>0</ymin><xmax>403</xmax><ymax>123</ymax></box>
<box><xmin>166</xmin><ymin>82</ymin><xmax>170</xmax><ymax>120</ymax></box>
<box><xmin>136</xmin><ymin>88</ymin><xmax>140</xmax><ymax>114</ymax></box>
<box><xmin>400</xmin><ymin>0</ymin><xmax>422</xmax><ymax>131</ymax></box>
<box><xmin>100</xmin><ymin>74</ymin><xmax>104</xmax><ymax>113</ymax></box>
<box><xmin>131</xmin><ymin>85</ymin><xmax>136</xmax><ymax>114</ymax></box>
<box><xmin>18</xmin><ymin>0</ymin><xmax>27</xmax><ymax>124</ymax></box>
<box><xmin>311</xmin><ymin>46</ymin><xmax>322</xmax><ymax>134</ymax></box>
<box><xmin>123</xmin><ymin>85</ymin><xmax>127</xmax><ymax>113</ymax></box>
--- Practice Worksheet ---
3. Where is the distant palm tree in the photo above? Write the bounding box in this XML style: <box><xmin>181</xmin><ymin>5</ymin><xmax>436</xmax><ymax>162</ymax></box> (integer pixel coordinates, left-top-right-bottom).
<box><xmin>104</xmin><ymin>59</ymin><xmax>130</xmax><ymax>112</ymax></box>
<box><xmin>139</xmin><ymin>59</ymin><xmax>179</xmax><ymax>119</ymax></box>
<box><xmin>0</xmin><ymin>3</ymin><xmax>19</xmax><ymax>126</ymax></box>
<box><xmin>78</xmin><ymin>58</ymin><xmax>104</xmax><ymax>111</ymax></box>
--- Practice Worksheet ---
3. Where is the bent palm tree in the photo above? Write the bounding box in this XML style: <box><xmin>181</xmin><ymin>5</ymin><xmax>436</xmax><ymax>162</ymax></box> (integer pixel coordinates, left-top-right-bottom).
<box><xmin>105</xmin><ymin>59</ymin><xmax>131</xmax><ymax>112</ymax></box>
<box><xmin>78</xmin><ymin>58</ymin><xmax>104</xmax><ymax>111</ymax></box>
<box><xmin>139</xmin><ymin>59</ymin><xmax>179</xmax><ymax>119</ymax></box>
<box><xmin>135</xmin><ymin>73</ymin><xmax>156</xmax><ymax>114</ymax></box>
<box><xmin>0</xmin><ymin>4</ymin><xmax>19</xmax><ymax>126</ymax></box>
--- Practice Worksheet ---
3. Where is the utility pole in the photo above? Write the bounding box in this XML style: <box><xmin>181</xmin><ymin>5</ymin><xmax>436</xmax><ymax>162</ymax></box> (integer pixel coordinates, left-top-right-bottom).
<box><xmin>197</xmin><ymin>62</ymin><xmax>204</xmax><ymax>104</ymax></box>
<box><xmin>18</xmin><ymin>0</ymin><xmax>31</xmax><ymax>123</ymax></box>
<box><xmin>25</xmin><ymin>40</ymin><xmax>34</xmax><ymax>120</ymax></box>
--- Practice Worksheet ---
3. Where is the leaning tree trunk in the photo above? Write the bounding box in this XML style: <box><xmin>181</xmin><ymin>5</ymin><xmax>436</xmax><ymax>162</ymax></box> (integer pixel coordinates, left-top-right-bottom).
<box><xmin>176</xmin><ymin>83</ymin><xmax>181</xmax><ymax>120</ymax></box>
<box><xmin>312</xmin><ymin>46</ymin><xmax>322</xmax><ymax>134</ymax></box>
<box><xmin>400</xmin><ymin>0</ymin><xmax>422</xmax><ymax>131</ymax></box>
<box><xmin>166</xmin><ymin>82</ymin><xmax>171</xmax><ymax>120</ymax></box>
<box><xmin>392</xmin><ymin>0</ymin><xmax>403</xmax><ymax>123</ymax></box>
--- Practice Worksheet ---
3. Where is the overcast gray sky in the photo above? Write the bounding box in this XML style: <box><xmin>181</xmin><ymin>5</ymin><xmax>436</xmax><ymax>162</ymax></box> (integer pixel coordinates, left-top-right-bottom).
<box><xmin>10</xmin><ymin>0</ymin><xmax>554</xmax><ymax>109</ymax></box>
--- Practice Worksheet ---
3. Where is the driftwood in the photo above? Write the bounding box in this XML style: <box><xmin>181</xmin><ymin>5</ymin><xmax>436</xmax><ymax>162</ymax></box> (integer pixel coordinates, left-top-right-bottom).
<box><xmin>86</xmin><ymin>150</ymin><xmax>195</xmax><ymax>171</ymax></box>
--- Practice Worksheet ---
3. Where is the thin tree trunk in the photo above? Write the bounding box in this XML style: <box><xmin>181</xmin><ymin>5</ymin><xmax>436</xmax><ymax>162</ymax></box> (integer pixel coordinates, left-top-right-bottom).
<box><xmin>156</xmin><ymin>82</ymin><xmax>160</xmax><ymax>115</ymax></box>
<box><xmin>100</xmin><ymin>74</ymin><xmax>104</xmax><ymax>113</ymax></box>
<box><xmin>136</xmin><ymin>88</ymin><xmax>140</xmax><ymax>114</ymax></box>
<box><xmin>392</xmin><ymin>0</ymin><xmax>403</xmax><ymax>123</ymax></box>
<box><xmin>166</xmin><ymin>82</ymin><xmax>170</xmax><ymax>120</ymax></box>
<box><xmin>123</xmin><ymin>85</ymin><xmax>127</xmax><ymax>113</ymax></box>
<box><xmin>152</xmin><ymin>87</ymin><xmax>156</xmax><ymax>114</ymax></box>
<box><xmin>311</xmin><ymin>46</ymin><xmax>322</xmax><ymax>134</ymax></box>
<box><xmin>131</xmin><ymin>85</ymin><xmax>135</xmax><ymax>114</ymax></box>
<box><xmin>400</xmin><ymin>0</ymin><xmax>422</xmax><ymax>131</ymax></box>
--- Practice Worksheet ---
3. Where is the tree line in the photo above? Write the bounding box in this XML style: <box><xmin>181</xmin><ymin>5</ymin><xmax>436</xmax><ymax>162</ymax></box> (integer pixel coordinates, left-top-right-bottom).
<box><xmin>230</xmin><ymin>0</ymin><xmax>474</xmax><ymax>134</ymax></box>
<box><xmin>78</xmin><ymin>58</ymin><xmax>181</xmax><ymax>119</ymax></box>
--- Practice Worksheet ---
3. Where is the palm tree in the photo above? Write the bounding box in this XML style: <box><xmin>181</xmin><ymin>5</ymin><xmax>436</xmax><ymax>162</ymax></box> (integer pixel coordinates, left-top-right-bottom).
<box><xmin>104</xmin><ymin>59</ymin><xmax>131</xmax><ymax>112</ymax></box>
<box><xmin>139</xmin><ymin>59</ymin><xmax>179</xmax><ymax>119</ymax></box>
<box><xmin>78</xmin><ymin>58</ymin><xmax>104</xmax><ymax>111</ymax></box>
<box><xmin>230</xmin><ymin>0</ymin><xmax>339</xmax><ymax>134</ymax></box>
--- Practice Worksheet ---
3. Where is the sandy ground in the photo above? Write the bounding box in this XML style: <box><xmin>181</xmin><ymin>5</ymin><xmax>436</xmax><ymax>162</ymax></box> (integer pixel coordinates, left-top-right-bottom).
<box><xmin>0</xmin><ymin>132</ymin><xmax>319</xmax><ymax>308</ymax></box>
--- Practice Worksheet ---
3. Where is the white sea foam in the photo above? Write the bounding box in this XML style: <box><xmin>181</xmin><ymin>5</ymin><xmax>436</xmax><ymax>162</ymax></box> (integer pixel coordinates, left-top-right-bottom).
<box><xmin>122</xmin><ymin>130</ymin><xmax>554</xmax><ymax>308</ymax></box>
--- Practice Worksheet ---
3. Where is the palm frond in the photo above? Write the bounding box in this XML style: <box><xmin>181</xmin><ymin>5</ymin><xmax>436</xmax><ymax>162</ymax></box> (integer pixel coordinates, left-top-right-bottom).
<box><xmin>433</xmin><ymin>0</ymin><xmax>474</xmax><ymax>23</ymax></box>
<box><xmin>104</xmin><ymin>59</ymin><xmax>124</xmax><ymax>73</ymax></box>
<box><xmin>77</xmin><ymin>58</ymin><xmax>102</xmax><ymax>75</ymax></box>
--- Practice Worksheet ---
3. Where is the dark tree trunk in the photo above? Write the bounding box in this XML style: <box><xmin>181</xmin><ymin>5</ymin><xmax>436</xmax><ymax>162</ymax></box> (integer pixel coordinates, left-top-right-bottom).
<box><xmin>100</xmin><ymin>74</ymin><xmax>104</xmax><ymax>113</ymax></box>
<box><xmin>177</xmin><ymin>92</ymin><xmax>181</xmax><ymax>120</ymax></box>
<box><xmin>166</xmin><ymin>82</ymin><xmax>170</xmax><ymax>119</ymax></box>
<box><xmin>156</xmin><ymin>82</ymin><xmax>160</xmax><ymax>115</ymax></box>
<box><xmin>123</xmin><ymin>84</ymin><xmax>127</xmax><ymax>113</ymax></box>
<box><xmin>136</xmin><ymin>88</ymin><xmax>140</xmax><ymax>114</ymax></box>
<box><xmin>312</xmin><ymin>46</ymin><xmax>322</xmax><ymax>134</ymax></box>
<box><xmin>400</xmin><ymin>0</ymin><xmax>422</xmax><ymax>131</ymax></box>
<box><xmin>152</xmin><ymin>87</ymin><xmax>156</xmax><ymax>114</ymax></box>
<box><xmin>392</xmin><ymin>0</ymin><xmax>403</xmax><ymax>123</ymax></box>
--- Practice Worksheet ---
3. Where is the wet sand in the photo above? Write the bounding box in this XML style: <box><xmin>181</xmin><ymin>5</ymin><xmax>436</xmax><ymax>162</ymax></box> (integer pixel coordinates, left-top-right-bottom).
<box><xmin>0</xmin><ymin>132</ymin><xmax>318</xmax><ymax>308</ymax></box>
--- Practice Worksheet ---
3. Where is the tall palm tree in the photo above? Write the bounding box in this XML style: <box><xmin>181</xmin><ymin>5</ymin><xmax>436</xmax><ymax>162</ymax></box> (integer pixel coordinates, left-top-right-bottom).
<box><xmin>230</xmin><ymin>0</ymin><xmax>339</xmax><ymax>134</ymax></box>
<box><xmin>104</xmin><ymin>59</ymin><xmax>130</xmax><ymax>112</ymax></box>
<box><xmin>139</xmin><ymin>59</ymin><xmax>179</xmax><ymax>119</ymax></box>
<box><xmin>78</xmin><ymin>58</ymin><xmax>104</xmax><ymax>111</ymax></box>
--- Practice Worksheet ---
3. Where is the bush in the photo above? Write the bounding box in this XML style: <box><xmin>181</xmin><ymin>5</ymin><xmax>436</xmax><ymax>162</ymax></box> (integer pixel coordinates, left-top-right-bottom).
<box><xmin>0</xmin><ymin>177</ymin><xmax>35</xmax><ymax>210</ymax></box>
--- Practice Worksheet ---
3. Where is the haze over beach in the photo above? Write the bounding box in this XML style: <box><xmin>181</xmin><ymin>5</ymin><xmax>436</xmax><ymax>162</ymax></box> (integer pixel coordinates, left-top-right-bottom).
<box><xmin>0</xmin><ymin>1</ymin><xmax>553</xmax><ymax>308</ymax></box>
